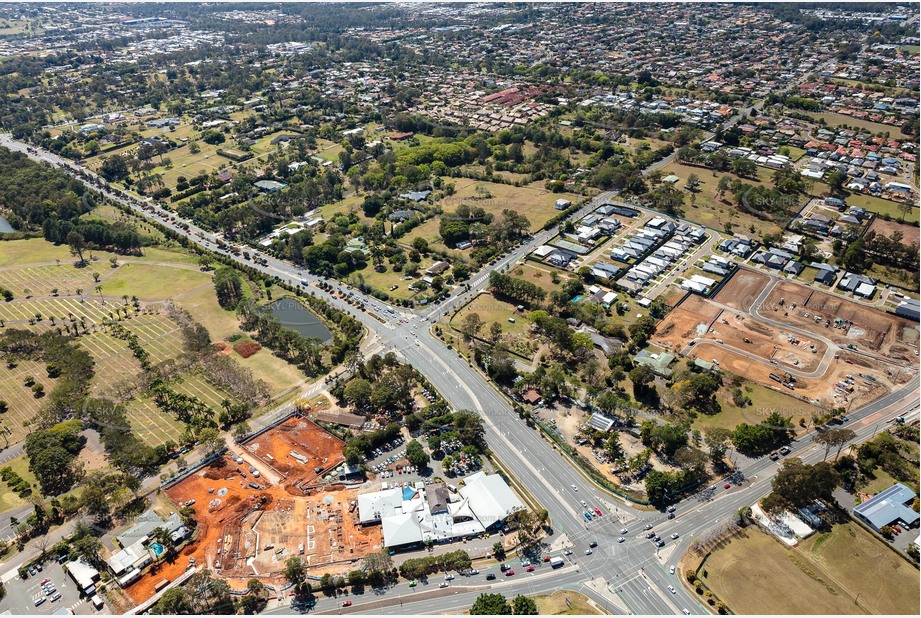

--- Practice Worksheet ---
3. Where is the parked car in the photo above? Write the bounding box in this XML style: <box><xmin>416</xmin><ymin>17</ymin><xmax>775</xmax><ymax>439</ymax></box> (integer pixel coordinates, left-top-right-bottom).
<box><xmin>342</xmin><ymin>601</ymin><xmax>352</xmax><ymax>607</ymax></box>
<box><xmin>585</xmin><ymin>549</ymin><xmax>593</xmax><ymax>555</ymax></box>
<box><xmin>526</xmin><ymin>566</ymin><xmax>535</xmax><ymax>572</ymax></box>
<box><xmin>505</xmin><ymin>570</ymin><xmax>515</xmax><ymax>576</ymax></box>
<box><xmin>439</xmin><ymin>582</ymin><xmax>449</xmax><ymax>588</ymax></box>
<box><xmin>618</xmin><ymin>537</ymin><xmax>625</xmax><ymax>543</ymax></box>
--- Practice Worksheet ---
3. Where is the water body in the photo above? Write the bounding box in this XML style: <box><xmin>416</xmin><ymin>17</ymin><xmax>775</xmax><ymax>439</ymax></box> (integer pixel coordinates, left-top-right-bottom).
<box><xmin>0</xmin><ymin>215</ymin><xmax>14</xmax><ymax>233</ymax></box>
<box><xmin>266</xmin><ymin>298</ymin><xmax>332</xmax><ymax>344</ymax></box>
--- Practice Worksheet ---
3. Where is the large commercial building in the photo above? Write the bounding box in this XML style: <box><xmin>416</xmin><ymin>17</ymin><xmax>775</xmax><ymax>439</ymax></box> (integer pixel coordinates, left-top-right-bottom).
<box><xmin>357</xmin><ymin>473</ymin><xmax>524</xmax><ymax>550</ymax></box>
<box><xmin>853</xmin><ymin>483</ymin><xmax>919</xmax><ymax>531</ymax></box>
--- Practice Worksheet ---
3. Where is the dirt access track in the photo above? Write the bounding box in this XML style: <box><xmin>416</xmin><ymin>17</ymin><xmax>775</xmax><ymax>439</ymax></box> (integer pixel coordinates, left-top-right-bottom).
<box><xmin>126</xmin><ymin>417</ymin><xmax>380</xmax><ymax>606</ymax></box>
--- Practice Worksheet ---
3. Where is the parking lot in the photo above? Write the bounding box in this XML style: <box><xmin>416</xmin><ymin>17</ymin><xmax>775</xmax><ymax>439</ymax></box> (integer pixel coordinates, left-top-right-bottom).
<box><xmin>0</xmin><ymin>559</ymin><xmax>96</xmax><ymax>615</ymax></box>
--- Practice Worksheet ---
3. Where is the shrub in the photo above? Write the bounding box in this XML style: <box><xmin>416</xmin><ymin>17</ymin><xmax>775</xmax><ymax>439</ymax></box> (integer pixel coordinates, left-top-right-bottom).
<box><xmin>233</xmin><ymin>340</ymin><xmax>262</xmax><ymax>359</ymax></box>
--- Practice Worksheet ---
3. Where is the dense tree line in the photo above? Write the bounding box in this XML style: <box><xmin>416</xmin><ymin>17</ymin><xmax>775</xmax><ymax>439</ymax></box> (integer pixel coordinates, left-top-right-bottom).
<box><xmin>24</xmin><ymin>419</ymin><xmax>85</xmax><ymax>496</ymax></box>
<box><xmin>488</xmin><ymin>271</ymin><xmax>546</xmax><ymax>305</ymax></box>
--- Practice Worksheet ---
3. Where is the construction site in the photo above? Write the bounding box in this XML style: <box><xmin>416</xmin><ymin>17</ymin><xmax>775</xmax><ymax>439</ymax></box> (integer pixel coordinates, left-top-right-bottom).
<box><xmin>125</xmin><ymin>415</ymin><xmax>382</xmax><ymax>605</ymax></box>
<box><xmin>651</xmin><ymin>271</ymin><xmax>917</xmax><ymax>408</ymax></box>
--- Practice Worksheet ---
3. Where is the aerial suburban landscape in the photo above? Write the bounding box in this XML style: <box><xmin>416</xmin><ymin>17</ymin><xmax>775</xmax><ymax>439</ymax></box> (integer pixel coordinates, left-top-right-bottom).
<box><xmin>0</xmin><ymin>1</ymin><xmax>918</xmax><ymax>616</ymax></box>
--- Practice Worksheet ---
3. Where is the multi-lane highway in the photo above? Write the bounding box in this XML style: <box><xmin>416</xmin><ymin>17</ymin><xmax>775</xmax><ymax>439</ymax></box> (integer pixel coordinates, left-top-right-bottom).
<box><xmin>2</xmin><ymin>133</ymin><xmax>918</xmax><ymax>616</ymax></box>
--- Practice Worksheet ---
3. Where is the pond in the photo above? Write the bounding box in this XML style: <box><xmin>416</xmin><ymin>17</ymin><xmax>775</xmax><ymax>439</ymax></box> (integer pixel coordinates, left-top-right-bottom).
<box><xmin>0</xmin><ymin>215</ymin><xmax>14</xmax><ymax>234</ymax></box>
<box><xmin>266</xmin><ymin>298</ymin><xmax>332</xmax><ymax>344</ymax></box>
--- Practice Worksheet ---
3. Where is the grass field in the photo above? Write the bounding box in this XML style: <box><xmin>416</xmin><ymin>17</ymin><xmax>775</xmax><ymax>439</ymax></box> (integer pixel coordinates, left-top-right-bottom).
<box><xmin>534</xmin><ymin>590</ymin><xmax>603</xmax><ymax>615</ymax></box>
<box><xmin>176</xmin><ymin>285</ymin><xmax>307</xmax><ymax>397</ymax></box>
<box><xmin>0</xmin><ymin>455</ymin><xmax>39</xmax><ymax>513</ymax></box>
<box><xmin>659</xmin><ymin>162</ymin><xmax>788</xmax><ymax>237</ymax></box>
<box><xmin>798</xmin><ymin>523</ymin><xmax>920</xmax><ymax>615</ymax></box>
<box><xmin>693</xmin><ymin>383</ymin><xmax>820</xmax><ymax>433</ymax></box>
<box><xmin>0</xmin><ymin>238</ymin><xmax>201</xmax><ymax>269</ymax></box>
<box><xmin>99</xmin><ymin>263</ymin><xmax>212</xmax><ymax>302</ymax></box>
<box><xmin>434</xmin><ymin>178</ymin><xmax>582</xmax><ymax>233</ymax></box>
<box><xmin>806</xmin><ymin>112</ymin><xmax>901</xmax><ymax>135</ymax></box>
<box><xmin>507</xmin><ymin>262</ymin><xmax>567</xmax><ymax>293</ymax></box>
<box><xmin>845</xmin><ymin>193</ymin><xmax>919</xmax><ymax>224</ymax></box>
<box><xmin>701</xmin><ymin>527</ymin><xmax>857</xmax><ymax>614</ymax></box>
<box><xmin>0</xmin><ymin>359</ymin><xmax>57</xmax><ymax>445</ymax></box>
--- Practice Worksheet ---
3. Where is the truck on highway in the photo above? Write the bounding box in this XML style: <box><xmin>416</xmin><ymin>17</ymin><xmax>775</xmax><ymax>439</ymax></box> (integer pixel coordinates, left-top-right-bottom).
<box><xmin>550</xmin><ymin>556</ymin><xmax>564</xmax><ymax>568</ymax></box>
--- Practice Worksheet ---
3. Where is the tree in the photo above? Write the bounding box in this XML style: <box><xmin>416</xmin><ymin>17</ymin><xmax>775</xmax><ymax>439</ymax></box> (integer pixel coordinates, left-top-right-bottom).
<box><xmin>761</xmin><ymin>458</ymin><xmax>839</xmax><ymax>513</ymax></box>
<box><xmin>460</xmin><ymin>313</ymin><xmax>484</xmax><ymax>340</ymax></box>
<box><xmin>492</xmin><ymin>541</ymin><xmax>506</xmax><ymax>560</ymax></box>
<box><xmin>202</xmin><ymin>129</ymin><xmax>225</xmax><ymax>145</ymax></box>
<box><xmin>154</xmin><ymin>588</ymin><xmax>193</xmax><ymax>614</ymax></box>
<box><xmin>284</xmin><ymin>556</ymin><xmax>306</xmax><ymax>588</ymax></box>
<box><xmin>813</xmin><ymin>427</ymin><xmax>855</xmax><ymax>461</ymax></box>
<box><xmin>67</xmin><ymin>231</ymin><xmax>86</xmax><ymax>265</ymax></box>
<box><xmin>343</xmin><ymin>378</ymin><xmax>373</xmax><ymax>409</ymax></box>
<box><xmin>188</xmin><ymin>141</ymin><xmax>201</xmax><ymax>154</ymax></box>
<box><xmin>513</xmin><ymin>595</ymin><xmax>538</xmax><ymax>615</ymax></box>
<box><xmin>470</xmin><ymin>593</ymin><xmax>512</xmax><ymax>615</ymax></box>
<box><xmin>214</xmin><ymin>267</ymin><xmax>244</xmax><ymax>309</ymax></box>
<box><xmin>198</xmin><ymin>427</ymin><xmax>225</xmax><ymax>454</ymax></box>
<box><xmin>704</xmin><ymin>427</ymin><xmax>732</xmax><ymax>465</ymax></box>
<box><xmin>604</xmin><ymin>433</ymin><xmax>623</xmax><ymax>460</ymax></box>
<box><xmin>405</xmin><ymin>440</ymin><xmax>429</xmax><ymax>469</ymax></box>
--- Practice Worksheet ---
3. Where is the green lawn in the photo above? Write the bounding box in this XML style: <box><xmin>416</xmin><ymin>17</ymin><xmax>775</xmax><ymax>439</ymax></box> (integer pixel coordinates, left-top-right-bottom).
<box><xmin>846</xmin><ymin>194</ymin><xmax>919</xmax><ymax>224</ymax></box>
<box><xmin>0</xmin><ymin>454</ymin><xmax>37</xmax><ymax>512</ymax></box>
<box><xmin>0</xmin><ymin>238</ymin><xmax>202</xmax><ymax>269</ymax></box>
<box><xmin>450</xmin><ymin>292</ymin><xmax>532</xmax><ymax>338</ymax></box>
<box><xmin>100</xmin><ymin>263</ymin><xmax>212</xmax><ymax>302</ymax></box>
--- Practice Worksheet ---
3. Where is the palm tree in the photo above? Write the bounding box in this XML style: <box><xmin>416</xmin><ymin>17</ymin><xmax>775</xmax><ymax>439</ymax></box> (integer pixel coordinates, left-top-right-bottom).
<box><xmin>95</xmin><ymin>285</ymin><xmax>104</xmax><ymax>304</ymax></box>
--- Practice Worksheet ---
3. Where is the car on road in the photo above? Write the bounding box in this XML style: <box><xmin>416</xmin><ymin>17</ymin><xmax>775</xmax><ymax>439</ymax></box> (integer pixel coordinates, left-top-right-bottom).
<box><xmin>500</xmin><ymin>563</ymin><xmax>511</xmax><ymax>571</ymax></box>
<box><xmin>724</xmin><ymin>483</ymin><xmax>731</xmax><ymax>489</ymax></box>
<box><xmin>342</xmin><ymin>601</ymin><xmax>352</xmax><ymax>607</ymax></box>
<box><xmin>439</xmin><ymin>582</ymin><xmax>449</xmax><ymax>588</ymax></box>
<box><xmin>667</xmin><ymin>512</ymin><xmax>675</xmax><ymax>519</ymax></box>
<box><xmin>667</xmin><ymin>506</ymin><xmax>676</xmax><ymax>513</ymax></box>
<box><xmin>468</xmin><ymin>569</ymin><xmax>479</xmax><ymax>575</ymax></box>
<box><xmin>571</xmin><ymin>484</ymin><xmax>578</xmax><ymax>491</ymax></box>
<box><xmin>671</xmin><ymin>533</ymin><xmax>679</xmax><ymax>539</ymax></box>
<box><xmin>486</xmin><ymin>573</ymin><xmax>496</xmax><ymax>580</ymax></box>
<box><xmin>585</xmin><ymin>549</ymin><xmax>593</xmax><ymax>555</ymax></box>
<box><xmin>620</xmin><ymin>528</ymin><xmax>628</xmax><ymax>534</ymax></box>
<box><xmin>505</xmin><ymin>570</ymin><xmax>515</xmax><ymax>576</ymax></box>
<box><xmin>669</xmin><ymin>565</ymin><xmax>676</xmax><ymax>574</ymax></box>
<box><xmin>593</xmin><ymin>507</ymin><xmax>603</xmax><ymax>516</ymax></box>
<box><xmin>543</xmin><ymin>556</ymin><xmax>551</xmax><ymax>562</ymax></box>
<box><xmin>409</xmin><ymin>580</ymin><xmax>417</xmax><ymax>587</ymax></box>
<box><xmin>644</xmin><ymin>524</ymin><xmax>653</xmax><ymax>530</ymax></box>
<box><xmin>564</xmin><ymin>549</ymin><xmax>573</xmax><ymax>555</ymax></box>
<box><xmin>444</xmin><ymin>574</ymin><xmax>454</xmax><ymax>580</ymax></box>
<box><xmin>618</xmin><ymin>537</ymin><xmax>625</xmax><ymax>543</ymax></box>
<box><xmin>580</xmin><ymin>500</ymin><xmax>588</xmax><ymax>507</ymax></box>
<box><xmin>683</xmin><ymin>609</ymin><xmax>691</xmax><ymax>615</ymax></box>
<box><xmin>779</xmin><ymin>446</ymin><xmax>790</xmax><ymax>455</ymax></box>
<box><xmin>668</xmin><ymin>585</ymin><xmax>676</xmax><ymax>594</ymax></box>
<box><xmin>589</xmin><ymin>541</ymin><xmax>597</xmax><ymax>548</ymax></box>
<box><xmin>526</xmin><ymin>566</ymin><xmax>535</xmax><ymax>572</ymax></box>
<box><xmin>584</xmin><ymin>511</ymin><xmax>593</xmax><ymax>521</ymax></box>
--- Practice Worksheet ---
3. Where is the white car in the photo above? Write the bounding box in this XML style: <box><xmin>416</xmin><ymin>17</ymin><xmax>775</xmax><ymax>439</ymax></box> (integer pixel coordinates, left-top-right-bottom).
<box><xmin>564</xmin><ymin>549</ymin><xmax>573</xmax><ymax>555</ymax></box>
<box><xmin>571</xmin><ymin>484</ymin><xmax>578</xmax><ymax>491</ymax></box>
<box><xmin>618</xmin><ymin>537</ymin><xmax>625</xmax><ymax>543</ymax></box>
<box><xmin>620</xmin><ymin>528</ymin><xmax>628</xmax><ymax>534</ymax></box>
<box><xmin>683</xmin><ymin>610</ymin><xmax>691</xmax><ymax>615</ymax></box>
<box><xmin>585</xmin><ymin>549</ymin><xmax>593</xmax><ymax>555</ymax></box>
<box><xmin>669</xmin><ymin>565</ymin><xmax>676</xmax><ymax>574</ymax></box>
<box><xmin>671</xmin><ymin>533</ymin><xmax>680</xmax><ymax>540</ymax></box>
<box><xmin>668</xmin><ymin>585</ymin><xmax>676</xmax><ymax>594</ymax></box>
<box><xmin>580</xmin><ymin>500</ymin><xmax>588</xmax><ymax>507</ymax></box>
<box><xmin>444</xmin><ymin>574</ymin><xmax>454</xmax><ymax>580</ymax></box>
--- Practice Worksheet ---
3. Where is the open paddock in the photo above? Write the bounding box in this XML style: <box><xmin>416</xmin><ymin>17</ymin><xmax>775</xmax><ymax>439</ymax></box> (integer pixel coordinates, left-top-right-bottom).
<box><xmin>435</xmin><ymin>179</ymin><xmax>582</xmax><ymax>233</ymax></box>
<box><xmin>701</xmin><ymin>524</ymin><xmax>919</xmax><ymax>615</ymax></box>
<box><xmin>712</xmin><ymin>267</ymin><xmax>771</xmax><ymax>311</ymax></box>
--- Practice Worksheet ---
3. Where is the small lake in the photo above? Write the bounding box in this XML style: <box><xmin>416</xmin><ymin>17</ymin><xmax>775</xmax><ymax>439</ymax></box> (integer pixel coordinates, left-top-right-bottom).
<box><xmin>0</xmin><ymin>215</ymin><xmax>14</xmax><ymax>234</ymax></box>
<box><xmin>266</xmin><ymin>298</ymin><xmax>332</xmax><ymax>344</ymax></box>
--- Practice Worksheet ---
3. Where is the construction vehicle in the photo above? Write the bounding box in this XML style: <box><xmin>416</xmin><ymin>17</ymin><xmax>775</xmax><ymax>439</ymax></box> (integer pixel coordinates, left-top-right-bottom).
<box><xmin>769</xmin><ymin>373</ymin><xmax>783</xmax><ymax>383</ymax></box>
<box><xmin>743</xmin><ymin>337</ymin><xmax>752</xmax><ymax>344</ymax></box>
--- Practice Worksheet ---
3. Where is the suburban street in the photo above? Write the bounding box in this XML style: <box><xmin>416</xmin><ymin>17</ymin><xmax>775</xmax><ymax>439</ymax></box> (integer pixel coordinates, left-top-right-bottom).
<box><xmin>1</xmin><ymin>133</ymin><xmax>918</xmax><ymax>615</ymax></box>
